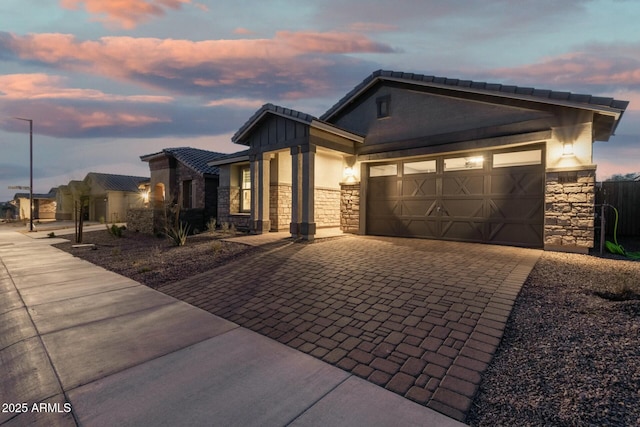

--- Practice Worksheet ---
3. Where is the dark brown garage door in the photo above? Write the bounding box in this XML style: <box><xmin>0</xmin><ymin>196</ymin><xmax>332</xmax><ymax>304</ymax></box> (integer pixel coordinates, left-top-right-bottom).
<box><xmin>366</xmin><ymin>147</ymin><xmax>544</xmax><ymax>247</ymax></box>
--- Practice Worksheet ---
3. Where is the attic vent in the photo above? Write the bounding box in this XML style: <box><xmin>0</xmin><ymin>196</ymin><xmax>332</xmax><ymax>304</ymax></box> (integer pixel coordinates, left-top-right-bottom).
<box><xmin>376</xmin><ymin>95</ymin><xmax>390</xmax><ymax>118</ymax></box>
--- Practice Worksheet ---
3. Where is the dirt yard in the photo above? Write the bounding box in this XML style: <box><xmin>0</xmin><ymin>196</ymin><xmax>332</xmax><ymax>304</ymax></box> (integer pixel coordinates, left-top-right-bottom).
<box><xmin>53</xmin><ymin>228</ymin><xmax>256</xmax><ymax>288</ymax></box>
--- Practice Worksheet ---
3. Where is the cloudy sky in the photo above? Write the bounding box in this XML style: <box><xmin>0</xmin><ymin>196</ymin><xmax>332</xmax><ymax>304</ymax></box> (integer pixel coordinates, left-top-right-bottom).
<box><xmin>1</xmin><ymin>0</ymin><xmax>639</xmax><ymax>201</ymax></box>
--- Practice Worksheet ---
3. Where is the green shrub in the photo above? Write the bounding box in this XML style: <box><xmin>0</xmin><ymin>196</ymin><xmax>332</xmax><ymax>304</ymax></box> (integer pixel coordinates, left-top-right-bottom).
<box><xmin>106</xmin><ymin>223</ymin><xmax>126</xmax><ymax>238</ymax></box>
<box><xmin>47</xmin><ymin>232</ymin><xmax>56</xmax><ymax>238</ymax></box>
<box><xmin>165</xmin><ymin>221</ymin><xmax>190</xmax><ymax>246</ymax></box>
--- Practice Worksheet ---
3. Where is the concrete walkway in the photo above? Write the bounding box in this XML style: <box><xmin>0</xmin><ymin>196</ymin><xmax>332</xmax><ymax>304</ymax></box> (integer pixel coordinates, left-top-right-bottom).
<box><xmin>0</xmin><ymin>226</ymin><xmax>463</xmax><ymax>427</ymax></box>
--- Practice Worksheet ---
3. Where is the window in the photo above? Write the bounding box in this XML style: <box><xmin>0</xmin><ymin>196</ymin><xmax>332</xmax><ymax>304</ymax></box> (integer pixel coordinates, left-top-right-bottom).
<box><xmin>376</xmin><ymin>95</ymin><xmax>390</xmax><ymax>118</ymax></box>
<box><xmin>444</xmin><ymin>156</ymin><xmax>484</xmax><ymax>171</ymax></box>
<box><xmin>182</xmin><ymin>180</ymin><xmax>193</xmax><ymax>209</ymax></box>
<box><xmin>493</xmin><ymin>150</ymin><xmax>542</xmax><ymax>168</ymax></box>
<box><xmin>240</xmin><ymin>167</ymin><xmax>251</xmax><ymax>213</ymax></box>
<box><xmin>404</xmin><ymin>160</ymin><xmax>436</xmax><ymax>175</ymax></box>
<box><xmin>369</xmin><ymin>164</ymin><xmax>397</xmax><ymax>177</ymax></box>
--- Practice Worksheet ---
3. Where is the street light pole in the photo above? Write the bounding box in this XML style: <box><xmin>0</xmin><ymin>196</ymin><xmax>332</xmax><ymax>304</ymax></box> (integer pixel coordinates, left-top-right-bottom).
<box><xmin>14</xmin><ymin>117</ymin><xmax>34</xmax><ymax>232</ymax></box>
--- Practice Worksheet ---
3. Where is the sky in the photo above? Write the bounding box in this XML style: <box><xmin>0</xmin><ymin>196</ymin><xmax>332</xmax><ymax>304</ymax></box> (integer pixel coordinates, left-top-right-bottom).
<box><xmin>1</xmin><ymin>0</ymin><xmax>639</xmax><ymax>202</ymax></box>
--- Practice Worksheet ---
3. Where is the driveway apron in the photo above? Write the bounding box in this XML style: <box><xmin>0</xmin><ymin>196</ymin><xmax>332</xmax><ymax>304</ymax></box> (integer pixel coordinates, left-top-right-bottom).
<box><xmin>158</xmin><ymin>235</ymin><xmax>541</xmax><ymax>421</ymax></box>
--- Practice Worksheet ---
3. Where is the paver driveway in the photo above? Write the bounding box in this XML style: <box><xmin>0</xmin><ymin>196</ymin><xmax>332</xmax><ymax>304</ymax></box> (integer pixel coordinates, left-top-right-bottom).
<box><xmin>157</xmin><ymin>235</ymin><xmax>540</xmax><ymax>422</ymax></box>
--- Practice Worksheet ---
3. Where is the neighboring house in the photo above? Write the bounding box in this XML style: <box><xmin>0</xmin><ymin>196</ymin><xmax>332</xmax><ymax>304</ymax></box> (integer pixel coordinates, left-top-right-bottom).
<box><xmin>140</xmin><ymin>147</ymin><xmax>226</xmax><ymax>231</ymax></box>
<box><xmin>56</xmin><ymin>173</ymin><xmax>148</xmax><ymax>222</ymax></box>
<box><xmin>214</xmin><ymin>70</ymin><xmax>628</xmax><ymax>253</ymax></box>
<box><xmin>13</xmin><ymin>188</ymin><xmax>57</xmax><ymax>220</ymax></box>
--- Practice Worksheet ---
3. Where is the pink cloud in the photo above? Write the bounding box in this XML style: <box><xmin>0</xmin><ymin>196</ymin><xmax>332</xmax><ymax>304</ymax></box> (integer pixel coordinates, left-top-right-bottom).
<box><xmin>60</xmin><ymin>0</ymin><xmax>192</xmax><ymax>29</ymax></box>
<box><xmin>0</xmin><ymin>73</ymin><xmax>173</xmax><ymax>103</ymax></box>
<box><xmin>233</xmin><ymin>28</ymin><xmax>255</xmax><ymax>35</ymax></box>
<box><xmin>489</xmin><ymin>45</ymin><xmax>640</xmax><ymax>89</ymax></box>
<box><xmin>2</xmin><ymin>31</ymin><xmax>395</xmax><ymax>99</ymax></box>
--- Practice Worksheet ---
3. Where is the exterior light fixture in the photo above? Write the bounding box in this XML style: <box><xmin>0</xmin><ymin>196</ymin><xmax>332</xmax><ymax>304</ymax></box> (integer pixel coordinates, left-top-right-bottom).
<box><xmin>343</xmin><ymin>166</ymin><xmax>356</xmax><ymax>183</ymax></box>
<box><xmin>562</xmin><ymin>142</ymin><xmax>574</xmax><ymax>156</ymax></box>
<box><xmin>465</xmin><ymin>156</ymin><xmax>484</xmax><ymax>168</ymax></box>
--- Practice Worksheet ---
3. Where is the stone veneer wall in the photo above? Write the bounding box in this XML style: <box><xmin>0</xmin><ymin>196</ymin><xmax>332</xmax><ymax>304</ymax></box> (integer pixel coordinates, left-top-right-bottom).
<box><xmin>217</xmin><ymin>186</ymin><xmax>249</xmax><ymax>230</ymax></box>
<box><xmin>544</xmin><ymin>169</ymin><xmax>595</xmax><ymax>251</ymax></box>
<box><xmin>127</xmin><ymin>208</ymin><xmax>154</xmax><ymax>235</ymax></box>
<box><xmin>270</xmin><ymin>184</ymin><xmax>292</xmax><ymax>231</ymax></box>
<box><xmin>315</xmin><ymin>187</ymin><xmax>341</xmax><ymax>227</ymax></box>
<box><xmin>340</xmin><ymin>183</ymin><xmax>360</xmax><ymax>233</ymax></box>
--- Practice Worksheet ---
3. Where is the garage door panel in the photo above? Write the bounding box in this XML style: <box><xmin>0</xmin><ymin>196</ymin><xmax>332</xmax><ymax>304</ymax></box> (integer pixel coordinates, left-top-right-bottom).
<box><xmin>402</xmin><ymin>176</ymin><xmax>437</xmax><ymax>196</ymax></box>
<box><xmin>369</xmin><ymin>177</ymin><xmax>397</xmax><ymax>195</ymax></box>
<box><xmin>404</xmin><ymin>219</ymin><xmax>438</xmax><ymax>237</ymax></box>
<box><xmin>441</xmin><ymin>220</ymin><xmax>485</xmax><ymax>242</ymax></box>
<box><xmin>442</xmin><ymin>175</ymin><xmax>485</xmax><ymax>195</ymax></box>
<box><xmin>403</xmin><ymin>199</ymin><xmax>438</xmax><ymax>217</ymax></box>
<box><xmin>489</xmin><ymin>198</ymin><xmax>543</xmax><ymax>219</ymax></box>
<box><xmin>489</xmin><ymin>223</ymin><xmax>542</xmax><ymax>247</ymax></box>
<box><xmin>491</xmin><ymin>170</ymin><xmax>544</xmax><ymax>196</ymax></box>
<box><xmin>366</xmin><ymin>146</ymin><xmax>544</xmax><ymax>248</ymax></box>
<box><xmin>440</xmin><ymin>199</ymin><xmax>484</xmax><ymax>218</ymax></box>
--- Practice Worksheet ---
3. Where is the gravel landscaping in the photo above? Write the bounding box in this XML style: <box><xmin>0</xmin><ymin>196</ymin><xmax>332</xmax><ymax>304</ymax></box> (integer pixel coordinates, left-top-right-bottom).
<box><xmin>467</xmin><ymin>250</ymin><xmax>640</xmax><ymax>426</ymax></box>
<box><xmin>52</xmin><ymin>228</ymin><xmax>640</xmax><ymax>426</ymax></box>
<box><xmin>52</xmin><ymin>228</ymin><xmax>256</xmax><ymax>288</ymax></box>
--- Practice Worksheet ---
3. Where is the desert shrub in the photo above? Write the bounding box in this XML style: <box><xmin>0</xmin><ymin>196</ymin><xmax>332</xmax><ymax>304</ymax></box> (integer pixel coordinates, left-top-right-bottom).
<box><xmin>211</xmin><ymin>241</ymin><xmax>223</xmax><ymax>254</ymax></box>
<box><xmin>206</xmin><ymin>217</ymin><xmax>217</xmax><ymax>234</ymax></box>
<box><xmin>162</xmin><ymin>202</ymin><xmax>190</xmax><ymax>246</ymax></box>
<box><xmin>106</xmin><ymin>223</ymin><xmax>126</xmax><ymax>238</ymax></box>
<box><xmin>165</xmin><ymin>221</ymin><xmax>190</xmax><ymax>246</ymax></box>
<box><xmin>221</xmin><ymin>222</ymin><xmax>230</xmax><ymax>234</ymax></box>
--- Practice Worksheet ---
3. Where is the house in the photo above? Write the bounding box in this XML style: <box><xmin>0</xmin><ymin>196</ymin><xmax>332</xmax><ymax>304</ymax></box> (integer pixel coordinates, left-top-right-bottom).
<box><xmin>214</xmin><ymin>70</ymin><xmax>628</xmax><ymax>253</ymax></box>
<box><xmin>56</xmin><ymin>173</ymin><xmax>148</xmax><ymax>222</ymax></box>
<box><xmin>140</xmin><ymin>147</ymin><xmax>226</xmax><ymax>232</ymax></box>
<box><xmin>12</xmin><ymin>188</ymin><xmax>57</xmax><ymax>220</ymax></box>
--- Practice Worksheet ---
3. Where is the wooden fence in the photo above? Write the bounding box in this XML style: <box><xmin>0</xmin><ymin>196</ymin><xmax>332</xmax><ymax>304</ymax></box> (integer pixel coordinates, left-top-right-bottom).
<box><xmin>595</xmin><ymin>181</ymin><xmax>640</xmax><ymax>237</ymax></box>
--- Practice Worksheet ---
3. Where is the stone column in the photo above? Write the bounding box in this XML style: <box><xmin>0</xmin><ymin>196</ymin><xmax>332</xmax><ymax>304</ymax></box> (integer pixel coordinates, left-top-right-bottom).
<box><xmin>544</xmin><ymin>167</ymin><xmax>595</xmax><ymax>253</ymax></box>
<box><xmin>300</xmin><ymin>144</ymin><xmax>316</xmax><ymax>240</ymax></box>
<box><xmin>290</xmin><ymin>146</ymin><xmax>301</xmax><ymax>238</ymax></box>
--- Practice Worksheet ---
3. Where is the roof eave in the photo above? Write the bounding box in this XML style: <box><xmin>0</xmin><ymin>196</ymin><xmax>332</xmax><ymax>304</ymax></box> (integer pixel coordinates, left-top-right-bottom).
<box><xmin>310</xmin><ymin>120</ymin><xmax>365</xmax><ymax>143</ymax></box>
<box><xmin>208</xmin><ymin>155</ymin><xmax>251</xmax><ymax>166</ymax></box>
<box><xmin>322</xmin><ymin>74</ymin><xmax>628</xmax><ymax>123</ymax></box>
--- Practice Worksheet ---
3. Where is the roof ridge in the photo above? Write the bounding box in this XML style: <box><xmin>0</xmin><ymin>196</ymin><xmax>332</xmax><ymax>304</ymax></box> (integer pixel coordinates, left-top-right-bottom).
<box><xmin>320</xmin><ymin>69</ymin><xmax>629</xmax><ymax>121</ymax></box>
<box><xmin>232</xmin><ymin>103</ymin><xmax>317</xmax><ymax>143</ymax></box>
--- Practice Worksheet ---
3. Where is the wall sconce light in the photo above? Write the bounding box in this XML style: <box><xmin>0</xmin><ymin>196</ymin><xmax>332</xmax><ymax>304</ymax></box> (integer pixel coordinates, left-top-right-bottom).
<box><xmin>141</xmin><ymin>190</ymin><xmax>150</xmax><ymax>203</ymax></box>
<box><xmin>343</xmin><ymin>166</ymin><xmax>356</xmax><ymax>183</ymax></box>
<box><xmin>562</xmin><ymin>142</ymin><xmax>574</xmax><ymax>156</ymax></box>
<box><xmin>465</xmin><ymin>156</ymin><xmax>484</xmax><ymax>168</ymax></box>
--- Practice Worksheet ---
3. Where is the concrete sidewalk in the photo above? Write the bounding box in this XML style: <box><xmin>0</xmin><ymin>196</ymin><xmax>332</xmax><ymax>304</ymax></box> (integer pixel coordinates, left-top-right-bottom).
<box><xmin>0</xmin><ymin>227</ymin><xmax>463</xmax><ymax>427</ymax></box>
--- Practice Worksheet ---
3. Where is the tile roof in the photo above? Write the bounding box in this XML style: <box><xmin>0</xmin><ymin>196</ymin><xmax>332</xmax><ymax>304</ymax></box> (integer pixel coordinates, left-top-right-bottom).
<box><xmin>85</xmin><ymin>173</ymin><xmax>149</xmax><ymax>192</ymax></box>
<box><xmin>13</xmin><ymin>188</ymin><xmax>57</xmax><ymax>200</ymax></box>
<box><xmin>321</xmin><ymin>70</ymin><xmax>630</xmax><ymax>121</ymax></box>
<box><xmin>232</xmin><ymin>103</ymin><xmax>317</xmax><ymax>143</ymax></box>
<box><xmin>142</xmin><ymin>147</ymin><xmax>228</xmax><ymax>175</ymax></box>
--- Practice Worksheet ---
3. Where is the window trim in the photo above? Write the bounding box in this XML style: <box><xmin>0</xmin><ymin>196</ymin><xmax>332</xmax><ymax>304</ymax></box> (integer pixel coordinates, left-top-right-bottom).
<box><xmin>240</xmin><ymin>167</ymin><xmax>251</xmax><ymax>213</ymax></box>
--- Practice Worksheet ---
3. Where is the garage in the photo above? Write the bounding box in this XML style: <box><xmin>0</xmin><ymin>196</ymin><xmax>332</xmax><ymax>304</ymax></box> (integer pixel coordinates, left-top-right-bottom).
<box><xmin>366</xmin><ymin>145</ymin><xmax>545</xmax><ymax>247</ymax></box>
